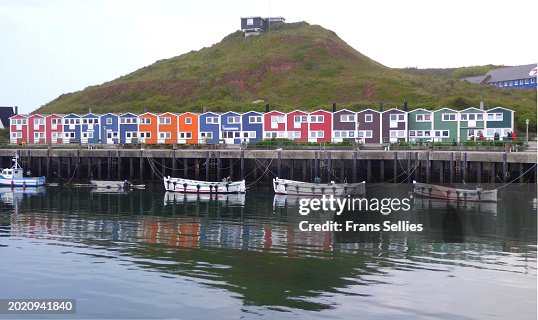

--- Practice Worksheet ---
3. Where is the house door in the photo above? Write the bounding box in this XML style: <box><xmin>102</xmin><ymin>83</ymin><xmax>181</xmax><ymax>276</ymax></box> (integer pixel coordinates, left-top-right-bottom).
<box><xmin>106</xmin><ymin>130</ymin><xmax>114</xmax><ymax>144</ymax></box>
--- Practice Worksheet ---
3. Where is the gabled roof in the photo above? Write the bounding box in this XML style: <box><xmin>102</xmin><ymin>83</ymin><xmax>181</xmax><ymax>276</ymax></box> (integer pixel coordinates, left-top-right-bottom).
<box><xmin>460</xmin><ymin>107</ymin><xmax>484</xmax><ymax>113</ymax></box>
<box><xmin>119</xmin><ymin>112</ymin><xmax>138</xmax><ymax>117</ymax></box>
<box><xmin>408</xmin><ymin>108</ymin><xmax>433</xmax><ymax>114</ymax></box>
<box><xmin>82</xmin><ymin>113</ymin><xmax>100</xmax><ymax>118</ymax></box>
<box><xmin>64</xmin><ymin>113</ymin><xmax>82</xmax><ymax>117</ymax></box>
<box><xmin>0</xmin><ymin>107</ymin><xmax>15</xmax><ymax>128</ymax></box>
<box><xmin>484</xmin><ymin>64</ymin><xmax>537</xmax><ymax>82</ymax></box>
<box><xmin>333</xmin><ymin>108</ymin><xmax>356</xmax><ymax>114</ymax></box>
<box><xmin>486</xmin><ymin>106</ymin><xmax>514</xmax><ymax>113</ymax></box>
<box><xmin>221</xmin><ymin>111</ymin><xmax>241</xmax><ymax>116</ymax></box>
<box><xmin>242</xmin><ymin>110</ymin><xmax>263</xmax><ymax>115</ymax></box>
<box><xmin>287</xmin><ymin>109</ymin><xmax>308</xmax><ymax>115</ymax></box>
<box><xmin>433</xmin><ymin>107</ymin><xmax>458</xmax><ymax>113</ymax></box>
<box><xmin>310</xmin><ymin>109</ymin><xmax>331</xmax><ymax>114</ymax></box>
<box><xmin>139</xmin><ymin>112</ymin><xmax>158</xmax><ymax>117</ymax></box>
<box><xmin>382</xmin><ymin>108</ymin><xmax>405</xmax><ymax>114</ymax></box>
<box><xmin>357</xmin><ymin>108</ymin><xmax>380</xmax><ymax>114</ymax></box>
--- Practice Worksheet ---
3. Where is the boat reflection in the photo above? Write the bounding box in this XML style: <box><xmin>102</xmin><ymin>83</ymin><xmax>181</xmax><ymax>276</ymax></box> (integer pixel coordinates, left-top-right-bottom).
<box><xmin>90</xmin><ymin>187</ymin><xmax>131</xmax><ymax>195</ymax></box>
<box><xmin>0</xmin><ymin>186</ymin><xmax>46</xmax><ymax>206</ymax></box>
<box><xmin>164</xmin><ymin>191</ymin><xmax>245</xmax><ymax>206</ymax></box>
<box><xmin>413</xmin><ymin>196</ymin><xmax>498</xmax><ymax>214</ymax></box>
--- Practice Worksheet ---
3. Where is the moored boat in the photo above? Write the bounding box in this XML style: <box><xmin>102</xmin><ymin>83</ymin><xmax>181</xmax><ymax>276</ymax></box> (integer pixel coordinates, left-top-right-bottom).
<box><xmin>90</xmin><ymin>180</ymin><xmax>131</xmax><ymax>190</ymax></box>
<box><xmin>0</xmin><ymin>154</ymin><xmax>46</xmax><ymax>187</ymax></box>
<box><xmin>163</xmin><ymin>176</ymin><xmax>246</xmax><ymax>194</ymax></box>
<box><xmin>413</xmin><ymin>180</ymin><xmax>497</xmax><ymax>202</ymax></box>
<box><xmin>273</xmin><ymin>177</ymin><xmax>365</xmax><ymax>197</ymax></box>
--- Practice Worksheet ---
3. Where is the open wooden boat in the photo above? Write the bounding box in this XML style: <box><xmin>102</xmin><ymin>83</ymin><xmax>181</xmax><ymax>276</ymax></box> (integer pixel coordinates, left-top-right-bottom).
<box><xmin>273</xmin><ymin>177</ymin><xmax>365</xmax><ymax>197</ymax></box>
<box><xmin>90</xmin><ymin>180</ymin><xmax>131</xmax><ymax>190</ymax></box>
<box><xmin>413</xmin><ymin>180</ymin><xmax>497</xmax><ymax>202</ymax></box>
<box><xmin>163</xmin><ymin>176</ymin><xmax>246</xmax><ymax>194</ymax></box>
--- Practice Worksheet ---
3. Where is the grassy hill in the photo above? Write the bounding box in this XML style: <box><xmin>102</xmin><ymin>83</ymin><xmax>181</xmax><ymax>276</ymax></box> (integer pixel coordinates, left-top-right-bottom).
<box><xmin>36</xmin><ymin>22</ymin><xmax>536</xmax><ymax>131</ymax></box>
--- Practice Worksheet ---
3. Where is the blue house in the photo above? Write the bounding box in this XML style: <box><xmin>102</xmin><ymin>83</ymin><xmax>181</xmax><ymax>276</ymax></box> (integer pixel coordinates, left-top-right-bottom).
<box><xmin>62</xmin><ymin>113</ymin><xmax>82</xmax><ymax>143</ymax></box>
<box><xmin>241</xmin><ymin>111</ymin><xmax>263</xmax><ymax>143</ymax></box>
<box><xmin>220</xmin><ymin>111</ymin><xmax>242</xmax><ymax>144</ymax></box>
<box><xmin>119</xmin><ymin>113</ymin><xmax>139</xmax><ymax>143</ymax></box>
<box><xmin>462</xmin><ymin>64</ymin><xmax>537</xmax><ymax>89</ymax></box>
<box><xmin>81</xmin><ymin>113</ymin><xmax>100</xmax><ymax>144</ymax></box>
<box><xmin>100</xmin><ymin>113</ymin><xmax>119</xmax><ymax>144</ymax></box>
<box><xmin>199</xmin><ymin>112</ymin><xmax>220</xmax><ymax>144</ymax></box>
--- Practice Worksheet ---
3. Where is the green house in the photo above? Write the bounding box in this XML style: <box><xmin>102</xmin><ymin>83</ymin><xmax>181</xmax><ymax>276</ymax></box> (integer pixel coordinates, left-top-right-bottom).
<box><xmin>459</xmin><ymin>107</ymin><xmax>486</xmax><ymax>141</ymax></box>
<box><xmin>408</xmin><ymin>108</ymin><xmax>433</xmax><ymax>142</ymax></box>
<box><xmin>432</xmin><ymin>108</ymin><xmax>458</xmax><ymax>142</ymax></box>
<box><xmin>485</xmin><ymin>107</ymin><xmax>514</xmax><ymax>139</ymax></box>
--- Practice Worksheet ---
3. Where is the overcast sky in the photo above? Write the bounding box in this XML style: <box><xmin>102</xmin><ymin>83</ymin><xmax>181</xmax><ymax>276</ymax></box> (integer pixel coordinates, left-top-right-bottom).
<box><xmin>1</xmin><ymin>0</ymin><xmax>536</xmax><ymax>114</ymax></box>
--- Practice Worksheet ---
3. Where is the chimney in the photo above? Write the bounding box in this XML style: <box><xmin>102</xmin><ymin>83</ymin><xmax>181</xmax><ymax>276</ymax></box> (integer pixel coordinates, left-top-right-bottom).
<box><xmin>144</xmin><ymin>106</ymin><xmax>148</xmax><ymax>113</ymax></box>
<box><xmin>479</xmin><ymin>101</ymin><xmax>484</xmax><ymax>111</ymax></box>
<box><xmin>89</xmin><ymin>108</ymin><xmax>92</xmax><ymax>114</ymax></box>
<box><xmin>14</xmin><ymin>106</ymin><xmax>18</xmax><ymax>115</ymax></box>
<box><xmin>265</xmin><ymin>104</ymin><xmax>270</xmax><ymax>113</ymax></box>
<box><xmin>403</xmin><ymin>100</ymin><xmax>408</xmax><ymax>112</ymax></box>
<box><xmin>202</xmin><ymin>106</ymin><xmax>208</xmax><ymax>113</ymax></box>
<box><xmin>332</xmin><ymin>103</ymin><xmax>337</xmax><ymax>112</ymax></box>
<box><xmin>379</xmin><ymin>102</ymin><xmax>383</xmax><ymax>112</ymax></box>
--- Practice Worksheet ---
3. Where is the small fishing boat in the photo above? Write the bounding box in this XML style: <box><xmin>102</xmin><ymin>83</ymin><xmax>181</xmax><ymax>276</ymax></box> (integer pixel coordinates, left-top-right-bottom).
<box><xmin>273</xmin><ymin>177</ymin><xmax>365</xmax><ymax>197</ymax></box>
<box><xmin>0</xmin><ymin>154</ymin><xmax>46</xmax><ymax>187</ymax></box>
<box><xmin>90</xmin><ymin>180</ymin><xmax>131</xmax><ymax>190</ymax></box>
<box><xmin>163</xmin><ymin>176</ymin><xmax>246</xmax><ymax>194</ymax></box>
<box><xmin>413</xmin><ymin>180</ymin><xmax>497</xmax><ymax>202</ymax></box>
<box><xmin>164</xmin><ymin>191</ymin><xmax>246</xmax><ymax>206</ymax></box>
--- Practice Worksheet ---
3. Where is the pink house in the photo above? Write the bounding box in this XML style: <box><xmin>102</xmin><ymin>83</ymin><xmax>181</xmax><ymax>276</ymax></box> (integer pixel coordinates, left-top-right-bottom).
<box><xmin>263</xmin><ymin>111</ymin><xmax>287</xmax><ymax>139</ymax></box>
<box><xmin>46</xmin><ymin>114</ymin><xmax>64</xmax><ymax>144</ymax></box>
<box><xmin>9</xmin><ymin>114</ymin><xmax>28</xmax><ymax>144</ymax></box>
<box><xmin>308</xmin><ymin>110</ymin><xmax>332</xmax><ymax>143</ymax></box>
<box><xmin>286</xmin><ymin>110</ymin><xmax>309</xmax><ymax>142</ymax></box>
<box><xmin>28</xmin><ymin>114</ymin><xmax>46</xmax><ymax>144</ymax></box>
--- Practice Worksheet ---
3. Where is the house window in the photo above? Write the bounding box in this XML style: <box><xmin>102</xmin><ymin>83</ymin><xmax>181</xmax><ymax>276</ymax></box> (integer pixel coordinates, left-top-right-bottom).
<box><xmin>340</xmin><ymin>114</ymin><xmax>355</xmax><ymax>122</ymax></box>
<box><xmin>206</xmin><ymin>117</ymin><xmax>219</xmax><ymax>124</ymax></box>
<box><xmin>520</xmin><ymin>80</ymin><xmax>524</xmax><ymax>85</ymax></box>
<box><xmin>247</xmin><ymin>18</ymin><xmax>254</xmax><ymax>25</ymax></box>
<box><xmin>228</xmin><ymin>116</ymin><xmax>240</xmax><ymax>124</ymax></box>
<box><xmin>159</xmin><ymin>117</ymin><xmax>171</xmax><ymax>124</ymax></box>
<box><xmin>469</xmin><ymin>114</ymin><xmax>475</xmax><ymax>121</ymax></box>
<box><xmin>364</xmin><ymin>114</ymin><xmax>373</xmax><ymax>122</ymax></box>
<box><xmin>51</xmin><ymin>119</ymin><xmax>59</xmax><ymax>125</ymax></box>
<box><xmin>185</xmin><ymin>117</ymin><xmax>192</xmax><ymax>124</ymax></box>
<box><xmin>390</xmin><ymin>130</ymin><xmax>405</xmax><ymax>137</ymax></box>
<box><xmin>34</xmin><ymin>118</ymin><xmax>44</xmax><ymax>125</ymax></box>
<box><xmin>390</xmin><ymin>114</ymin><xmax>397</xmax><ymax>121</ymax></box>
<box><xmin>106</xmin><ymin>118</ymin><xmax>113</xmax><ymax>125</ymax></box>
<box><xmin>294</xmin><ymin>115</ymin><xmax>307</xmax><ymax>123</ymax></box>
<box><xmin>509</xmin><ymin>81</ymin><xmax>513</xmax><ymax>86</ymax></box>
<box><xmin>532</xmin><ymin>78</ymin><xmax>536</xmax><ymax>84</ymax></box>
<box><xmin>460</xmin><ymin>114</ymin><xmax>467</xmax><ymax>121</ymax></box>
<box><xmin>442</xmin><ymin>113</ymin><xmax>456</xmax><ymax>121</ymax></box>
<box><xmin>525</xmin><ymin>79</ymin><xmax>529</xmax><ymax>84</ymax></box>
<box><xmin>179</xmin><ymin>132</ymin><xmax>192</xmax><ymax>139</ymax></box>
<box><xmin>310</xmin><ymin>115</ymin><xmax>324</xmax><ymax>123</ymax></box>
<box><xmin>140</xmin><ymin>118</ymin><xmax>151</xmax><ymax>124</ymax></box>
<box><xmin>310</xmin><ymin>131</ymin><xmax>324</xmax><ymax>138</ymax></box>
<box><xmin>249</xmin><ymin>116</ymin><xmax>262</xmax><ymax>123</ymax></box>
<box><xmin>495</xmin><ymin>113</ymin><xmax>503</xmax><ymax>121</ymax></box>
<box><xmin>514</xmin><ymin>80</ymin><xmax>518</xmax><ymax>86</ymax></box>
<box><xmin>34</xmin><ymin>132</ymin><xmax>45</xmax><ymax>139</ymax></box>
<box><xmin>159</xmin><ymin>132</ymin><xmax>171</xmax><ymax>139</ymax></box>
<box><xmin>477</xmin><ymin>114</ymin><xmax>483</xmax><ymax>120</ymax></box>
<box><xmin>398</xmin><ymin>114</ymin><xmax>405</xmax><ymax>121</ymax></box>
<box><xmin>271</xmin><ymin>115</ymin><xmax>284</xmax><ymax>123</ymax></box>
<box><xmin>200</xmin><ymin>132</ymin><xmax>213</xmax><ymax>138</ymax></box>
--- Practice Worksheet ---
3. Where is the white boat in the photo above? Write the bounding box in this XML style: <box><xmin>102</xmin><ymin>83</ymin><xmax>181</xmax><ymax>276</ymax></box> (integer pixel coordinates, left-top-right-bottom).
<box><xmin>164</xmin><ymin>191</ymin><xmax>246</xmax><ymax>206</ymax></box>
<box><xmin>163</xmin><ymin>176</ymin><xmax>246</xmax><ymax>194</ymax></box>
<box><xmin>0</xmin><ymin>186</ymin><xmax>46</xmax><ymax>206</ymax></box>
<box><xmin>272</xmin><ymin>177</ymin><xmax>365</xmax><ymax>197</ymax></box>
<box><xmin>413</xmin><ymin>180</ymin><xmax>497</xmax><ymax>202</ymax></box>
<box><xmin>90</xmin><ymin>180</ymin><xmax>131</xmax><ymax>190</ymax></box>
<box><xmin>0</xmin><ymin>154</ymin><xmax>46</xmax><ymax>187</ymax></box>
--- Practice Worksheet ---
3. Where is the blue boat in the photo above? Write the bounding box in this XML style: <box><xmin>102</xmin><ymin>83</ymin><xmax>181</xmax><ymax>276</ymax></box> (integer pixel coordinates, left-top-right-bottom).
<box><xmin>0</xmin><ymin>154</ymin><xmax>46</xmax><ymax>187</ymax></box>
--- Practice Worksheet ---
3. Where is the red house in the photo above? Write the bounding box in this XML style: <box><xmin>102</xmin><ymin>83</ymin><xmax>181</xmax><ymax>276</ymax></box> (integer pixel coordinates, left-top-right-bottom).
<box><xmin>308</xmin><ymin>110</ymin><xmax>332</xmax><ymax>143</ymax></box>
<box><xmin>9</xmin><ymin>114</ymin><xmax>28</xmax><ymax>144</ymax></box>
<box><xmin>263</xmin><ymin>111</ymin><xmax>286</xmax><ymax>139</ymax></box>
<box><xmin>286</xmin><ymin>110</ymin><xmax>308</xmax><ymax>142</ymax></box>
<box><xmin>28</xmin><ymin>114</ymin><xmax>46</xmax><ymax>144</ymax></box>
<box><xmin>46</xmin><ymin>114</ymin><xmax>64</xmax><ymax>144</ymax></box>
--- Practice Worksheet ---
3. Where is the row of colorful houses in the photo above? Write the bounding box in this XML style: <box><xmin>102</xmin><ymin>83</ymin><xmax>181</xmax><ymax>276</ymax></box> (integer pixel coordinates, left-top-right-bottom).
<box><xmin>9</xmin><ymin>106</ymin><xmax>515</xmax><ymax>145</ymax></box>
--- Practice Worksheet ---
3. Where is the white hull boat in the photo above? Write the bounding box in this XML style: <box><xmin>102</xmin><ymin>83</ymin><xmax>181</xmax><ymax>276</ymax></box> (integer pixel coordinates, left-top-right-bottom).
<box><xmin>164</xmin><ymin>191</ymin><xmax>246</xmax><ymax>206</ymax></box>
<box><xmin>273</xmin><ymin>177</ymin><xmax>365</xmax><ymax>197</ymax></box>
<box><xmin>90</xmin><ymin>180</ymin><xmax>131</xmax><ymax>190</ymax></box>
<box><xmin>413</xmin><ymin>180</ymin><xmax>497</xmax><ymax>202</ymax></box>
<box><xmin>0</xmin><ymin>154</ymin><xmax>46</xmax><ymax>187</ymax></box>
<box><xmin>163</xmin><ymin>176</ymin><xmax>246</xmax><ymax>194</ymax></box>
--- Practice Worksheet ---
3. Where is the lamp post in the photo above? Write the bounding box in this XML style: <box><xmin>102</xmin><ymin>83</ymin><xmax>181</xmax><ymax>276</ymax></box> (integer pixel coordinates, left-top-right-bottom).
<box><xmin>525</xmin><ymin>119</ymin><xmax>530</xmax><ymax>143</ymax></box>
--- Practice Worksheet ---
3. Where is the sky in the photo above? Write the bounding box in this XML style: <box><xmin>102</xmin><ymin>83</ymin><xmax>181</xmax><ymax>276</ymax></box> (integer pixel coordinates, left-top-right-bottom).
<box><xmin>1</xmin><ymin>0</ymin><xmax>536</xmax><ymax>114</ymax></box>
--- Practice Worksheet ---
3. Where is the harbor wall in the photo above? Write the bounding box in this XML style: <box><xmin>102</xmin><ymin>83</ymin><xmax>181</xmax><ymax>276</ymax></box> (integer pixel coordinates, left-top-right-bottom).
<box><xmin>0</xmin><ymin>148</ymin><xmax>536</xmax><ymax>185</ymax></box>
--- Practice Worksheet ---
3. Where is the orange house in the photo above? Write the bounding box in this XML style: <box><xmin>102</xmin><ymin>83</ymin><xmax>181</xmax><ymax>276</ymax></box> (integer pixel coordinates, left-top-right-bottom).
<box><xmin>157</xmin><ymin>112</ymin><xmax>178</xmax><ymax>144</ymax></box>
<box><xmin>138</xmin><ymin>112</ymin><xmax>158</xmax><ymax>144</ymax></box>
<box><xmin>178</xmin><ymin>112</ymin><xmax>199</xmax><ymax>144</ymax></box>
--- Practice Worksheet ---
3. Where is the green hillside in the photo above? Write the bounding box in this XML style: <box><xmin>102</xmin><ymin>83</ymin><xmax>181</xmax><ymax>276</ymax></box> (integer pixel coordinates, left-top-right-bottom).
<box><xmin>36</xmin><ymin>22</ymin><xmax>536</xmax><ymax>131</ymax></box>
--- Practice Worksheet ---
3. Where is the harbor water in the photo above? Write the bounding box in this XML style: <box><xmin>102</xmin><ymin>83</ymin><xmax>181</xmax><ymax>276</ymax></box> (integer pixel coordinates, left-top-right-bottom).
<box><xmin>0</xmin><ymin>184</ymin><xmax>536</xmax><ymax>319</ymax></box>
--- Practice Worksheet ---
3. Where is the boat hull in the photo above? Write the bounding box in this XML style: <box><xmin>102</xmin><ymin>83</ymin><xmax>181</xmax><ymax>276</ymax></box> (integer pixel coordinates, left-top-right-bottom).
<box><xmin>0</xmin><ymin>176</ymin><xmax>46</xmax><ymax>187</ymax></box>
<box><xmin>90</xmin><ymin>180</ymin><xmax>130</xmax><ymax>190</ymax></box>
<box><xmin>163</xmin><ymin>177</ymin><xmax>246</xmax><ymax>194</ymax></box>
<box><xmin>273</xmin><ymin>178</ymin><xmax>365</xmax><ymax>197</ymax></box>
<box><xmin>413</xmin><ymin>181</ymin><xmax>497</xmax><ymax>202</ymax></box>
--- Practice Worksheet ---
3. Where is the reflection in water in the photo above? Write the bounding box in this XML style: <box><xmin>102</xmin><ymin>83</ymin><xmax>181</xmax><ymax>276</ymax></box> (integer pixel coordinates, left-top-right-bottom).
<box><xmin>0</xmin><ymin>185</ymin><xmax>536</xmax><ymax>319</ymax></box>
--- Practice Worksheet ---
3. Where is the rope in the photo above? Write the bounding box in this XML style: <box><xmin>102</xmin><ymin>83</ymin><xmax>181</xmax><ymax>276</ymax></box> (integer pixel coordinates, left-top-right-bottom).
<box><xmin>494</xmin><ymin>164</ymin><xmax>537</xmax><ymax>190</ymax></box>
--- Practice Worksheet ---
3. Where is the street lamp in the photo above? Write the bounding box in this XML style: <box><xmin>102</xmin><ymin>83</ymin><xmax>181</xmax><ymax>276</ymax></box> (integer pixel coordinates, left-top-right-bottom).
<box><xmin>525</xmin><ymin>119</ymin><xmax>530</xmax><ymax>143</ymax></box>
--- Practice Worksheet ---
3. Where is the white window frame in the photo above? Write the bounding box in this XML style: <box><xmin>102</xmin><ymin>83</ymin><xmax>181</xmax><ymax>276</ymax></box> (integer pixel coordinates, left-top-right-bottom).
<box><xmin>249</xmin><ymin>116</ymin><xmax>262</xmax><ymax>123</ymax></box>
<box><xmin>340</xmin><ymin>114</ymin><xmax>356</xmax><ymax>122</ymax></box>
<box><xmin>364</xmin><ymin>114</ymin><xmax>373</xmax><ymax>122</ymax></box>
<box><xmin>185</xmin><ymin>117</ymin><xmax>192</xmax><ymax>124</ymax></box>
<box><xmin>159</xmin><ymin>117</ymin><xmax>171</xmax><ymax>124</ymax></box>
<box><xmin>140</xmin><ymin>118</ymin><xmax>151</xmax><ymax>124</ymax></box>
<box><xmin>442</xmin><ymin>113</ymin><xmax>457</xmax><ymax>121</ymax></box>
<box><xmin>106</xmin><ymin>118</ymin><xmax>113</xmax><ymax>125</ymax></box>
<box><xmin>228</xmin><ymin>116</ymin><xmax>240</xmax><ymax>124</ymax></box>
<box><xmin>309</xmin><ymin>115</ymin><xmax>324</xmax><ymax>123</ymax></box>
<box><xmin>206</xmin><ymin>117</ymin><xmax>219</xmax><ymax>124</ymax></box>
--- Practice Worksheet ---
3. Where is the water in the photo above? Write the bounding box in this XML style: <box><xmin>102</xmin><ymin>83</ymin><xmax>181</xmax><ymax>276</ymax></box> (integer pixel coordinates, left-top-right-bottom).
<box><xmin>0</xmin><ymin>184</ymin><xmax>536</xmax><ymax>319</ymax></box>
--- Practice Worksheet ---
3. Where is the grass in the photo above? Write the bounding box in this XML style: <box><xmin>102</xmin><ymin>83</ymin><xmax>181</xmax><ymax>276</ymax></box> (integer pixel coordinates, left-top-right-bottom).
<box><xmin>35</xmin><ymin>23</ymin><xmax>536</xmax><ymax>133</ymax></box>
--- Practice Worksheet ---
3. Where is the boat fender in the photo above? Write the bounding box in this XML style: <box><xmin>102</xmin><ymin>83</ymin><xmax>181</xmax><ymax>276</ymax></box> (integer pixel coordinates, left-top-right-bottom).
<box><xmin>332</xmin><ymin>187</ymin><xmax>336</xmax><ymax>194</ymax></box>
<box><xmin>428</xmin><ymin>188</ymin><xmax>432</xmax><ymax>196</ymax></box>
<box><xmin>215</xmin><ymin>185</ymin><xmax>219</xmax><ymax>193</ymax></box>
<box><xmin>11</xmin><ymin>180</ymin><xmax>14</xmax><ymax>189</ymax></box>
<box><xmin>446</xmin><ymin>191</ymin><xmax>450</xmax><ymax>198</ymax></box>
<box><xmin>456</xmin><ymin>191</ymin><xmax>460</xmax><ymax>199</ymax></box>
<box><xmin>295</xmin><ymin>185</ymin><xmax>299</xmax><ymax>192</ymax></box>
<box><xmin>284</xmin><ymin>183</ymin><xmax>288</xmax><ymax>191</ymax></box>
<box><xmin>209</xmin><ymin>185</ymin><xmax>213</xmax><ymax>193</ymax></box>
<box><xmin>477</xmin><ymin>190</ymin><xmax>481</xmax><ymax>201</ymax></box>
<box><xmin>311</xmin><ymin>187</ymin><xmax>315</xmax><ymax>193</ymax></box>
<box><xmin>196</xmin><ymin>184</ymin><xmax>201</xmax><ymax>192</ymax></box>
<box><xmin>344</xmin><ymin>186</ymin><xmax>348</xmax><ymax>194</ymax></box>
<box><xmin>226</xmin><ymin>183</ymin><xmax>229</xmax><ymax>191</ymax></box>
<box><xmin>183</xmin><ymin>183</ymin><xmax>187</xmax><ymax>192</ymax></box>
<box><xmin>320</xmin><ymin>187</ymin><xmax>325</xmax><ymax>194</ymax></box>
<box><xmin>274</xmin><ymin>181</ymin><xmax>279</xmax><ymax>186</ymax></box>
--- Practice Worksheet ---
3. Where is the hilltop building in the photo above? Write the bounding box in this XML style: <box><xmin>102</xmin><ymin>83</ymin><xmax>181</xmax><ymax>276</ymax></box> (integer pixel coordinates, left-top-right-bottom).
<box><xmin>0</xmin><ymin>106</ymin><xmax>17</xmax><ymax>129</ymax></box>
<box><xmin>461</xmin><ymin>64</ymin><xmax>537</xmax><ymax>89</ymax></box>
<box><xmin>240</xmin><ymin>16</ymin><xmax>285</xmax><ymax>36</ymax></box>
